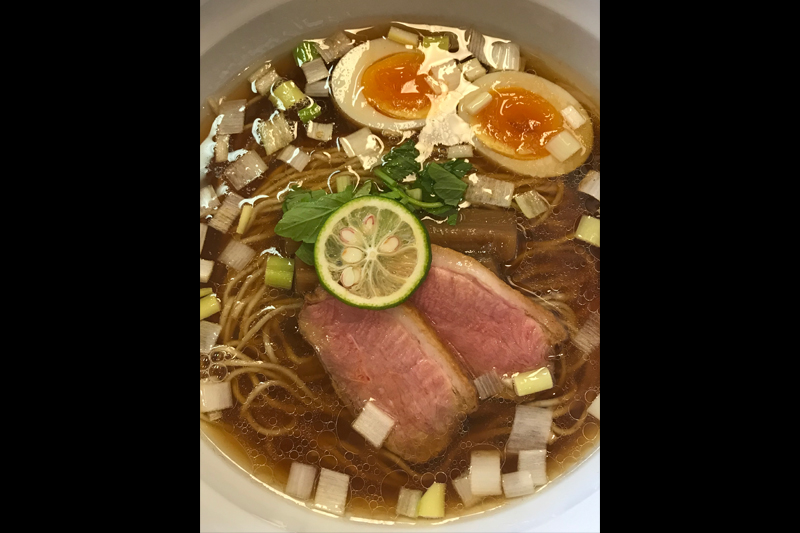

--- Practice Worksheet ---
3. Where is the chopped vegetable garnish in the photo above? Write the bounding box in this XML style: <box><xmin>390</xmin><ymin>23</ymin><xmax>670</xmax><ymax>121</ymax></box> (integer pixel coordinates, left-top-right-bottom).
<box><xmin>340</xmin><ymin>127</ymin><xmax>383</xmax><ymax>170</ymax></box>
<box><xmin>200</xmin><ymin>185</ymin><xmax>220</xmax><ymax>217</ymax></box>
<box><xmin>271</xmin><ymin>80</ymin><xmax>307</xmax><ymax>110</ymax></box>
<box><xmin>208</xmin><ymin>192</ymin><xmax>244</xmax><ymax>233</ymax></box>
<box><xmin>200</xmin><ymin>320</ymin><xmax>222</xmax><ymax>354</ymax></box>
<box><xmin>300</xmin><ymin>57</ymin><xmax>329</xmax><ymax>84</ymax></box>
<box><xmin>578</xmin><ymin>170</ymin><xmax>600</xmax><ymax>201</ymax></box>
<box><xmin>200</xmin><ymin>293</ymin><xmax>221</xmax><ymax>320</ymax></box>
<box><xmin>514</xmin><ymin>189</ymin><xmax>550</xmax><ymax>219</ymax></box>
<box><xmin>217</xmin><ymin>99</ymin><xmax>247</xmax><ymax>134</ymax></box>
<box><xmin>253</xmin><ymin>68</ymin><xmax>280</xmax><ymax>96</ymax></box>
<box><xmin>422</xmin><ymin>35</ymin><xmax>449</xmax><ymax>50</ymax></box>
<box><xmin>501</xmin><ymin>470</ymin><xmax>535</xmax><ymax>498</ymax></box>
<box><xmin>223</xmin><ymin>151</ymin><xmax>267</xmax><ymax>190</ymax></box>
<box><xmin>285</xmin><ymin>462</ymin><xmax>318</xmax><ymax>500</ymax></box>
<box><xmin>297</xmin><ymin>101</ymin><xmax>322</xmax><ymax>123</ymax></box>
<box><xmin>304</xmin><ymin>79</ymin><xmax>330</xmax><ymax>98</ymax></box>
<box><xmin>506</xmin><ymin>404</ymin><xmax>553</xmax><ymax>453</ymax></box>
<box><xmin>544</xmin><ymin>130</ymin><xmax>581</xmax><ymax>162</ymax></box>
<box><xmin>305</xmin><ymin>121</ymin><xmax>333</xmax><ymax>141</ymax></box>
<box><xmin>573</xmin><ymin>313</ymin><xmax>600</xmax><ymax>354</ymax></box>
<box><xmin>396</xmin><ymin>487</ymin><xmax>423</xmax><ymax>518</ymax></box>
<box><xmin>470</xmin><ymin>450</ymin><xmax>502</xmax><ymax>496</ymax></box>
<box><xmin>292</xmin><ymin>41</ymin><xmax>321</xmax><ymax>66</ymax></box>
<box><xmin>465</xmin><ymin>28</ymin><xmax>487</xmax><ymax>64</ymax></box>
<box><xmin>259</xmin><ymin>112</ymin><xmax>296</xmax><ymax>156</ymax></box>
<box><xmin>236</xmin><ymin>204</ymin><xmax>253</xmax><ymax>234</ymax></box>
<box><xmin>512</xmin><ymin>367</ymin><xmax>554</xmax><ymax>396</ymax></box>
<box><xmin>200</xmin><ymin>287</ymin><xmax>213</xmax><ymax>299</ymax></box>
<box><xmin>451</xmin><ymin>472</ymin><xmax>480</xmax><ymax>508</ymax></box>
<box><xmin>464</xmin><ymin>174</ymin><xmax>514</xmax><ymax>207</ymax></box>
<box><xmin>277</xmin><ymin>145</ymin><xmax>311</xmax><ymax>172</ymax></box>
<box><xmin>460</xmin><ymin>57</ymin><xmax>486</xmax><ymax>81</ymax></box>
<box><xmin>313</xmin><ymin>468</ymin><xmax>350</xmax><ymax>515</ymax></box>
<box><xmin>462</xmin><ymin>90</ymin><xmax>493</xmax><ymax>115</ymax></box>
<box><xmin>490</xmin><ymin>41</ymin><xmax>521</xmax><ymax>71</ymax></box>
<box><xmin>575</xmin><ymin>215</ymin><xmax>600</xmax><ymax>247</ymax></box>
<box><xmin>351</xmin><ymin>401</ymin><xmax>396</xmax><ymax>448</ymax></box>
<box><xmin>314</xmin><ymin>31</ymin><xmax>354</xmax><ymax>63</ymax></box>
<box><xmin>200</xmin><ymin>222</ymin><xmax>208</xmax><ymax>254</ymax></box>
<box><xmin>200</xmin><ymin>258</ymin><xmax>214</xmax><ymax>283</ymax></box>
<box><xmin>214</xmin><ymin>134</ymin><xmax>229</xmax><ymax>163</ymax></box>
<box><xmin>560</xmin><ymin>105</ymin><xmax>587</xmax><ymax>129</ymax></box>
<box><xmin>387</xmin><ymin>26</ymin><xmax>420</xmax><ymax>46</ymax></box>
<box><xmin>447</xmin><ymin>144</ymin><xmax>473</xmax><ymax>159</ymax></box>
<box><xmin>217</xmin><ymin>239</ymin><xmax>256</xmax><ymax>271</ymax></box>
<box><xmin>265</xmin><ymin>255</ymin><xmax>294</xmax><ymax>289</ymax></box>
<box><xmin>335</xmin><ymin>173</ymin><xmax>352</xmax><ymax>193</ymax></box>
<box><xmin>517</xmin><ymin>449</ymin><xmax>548</xmax><ymax>485</ymax></box>
<box><xmin>473</xmin><ymin>369</ymin><xmax>504</xmax><ymax>400</ymax></box>
<box><xmin>200</xmin><ymin>379</ymin><xmax>233</xmax><ymax>412</ymax></box>
<box><xmin>587</xmin><ymin>393</ymin><xmax>600</xmax><ymax>420</ymax></box>
<box><xmin>417</xmin><ymin>482</ymin><xmax>445</xmax><ymax>518</ymax></box>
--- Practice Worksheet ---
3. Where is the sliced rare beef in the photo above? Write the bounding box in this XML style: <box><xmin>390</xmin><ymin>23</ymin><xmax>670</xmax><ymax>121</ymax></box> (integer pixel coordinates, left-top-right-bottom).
<box><xmin>410</xmin><ymin>245</ymin><xmax>568</xmax><ymax>378</ymax></box>
<box><xmin>297</xmin><ymin>287</ymin><xmax>478</xmax><ymax>463</ymax></box>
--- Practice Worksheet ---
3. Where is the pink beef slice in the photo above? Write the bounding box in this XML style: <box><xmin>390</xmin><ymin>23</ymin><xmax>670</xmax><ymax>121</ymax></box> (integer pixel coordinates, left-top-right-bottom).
<box><xmin>410</xmin><ymin>245</ymin><xmax>568</xmax><ymax>378</ymax></box>
<box><xmin>297</xmin><ymin>288</ymin><xmax>477</xmax><ymax>463</ymax></box>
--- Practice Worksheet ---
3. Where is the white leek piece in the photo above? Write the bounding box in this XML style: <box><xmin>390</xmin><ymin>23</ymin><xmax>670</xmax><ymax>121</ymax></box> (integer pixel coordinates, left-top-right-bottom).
<box><xmin>507</xmin><ymin>404</ymin><xmax>553</xmax><ymax>453</ymax></box>
<box><xmin>491</xmin><ymin>41</ymin><xmax>520</xmax><ymax>71</ymax></box>
<box><xmin>200</xmin><ymin>185</ymin><xmax>220</xmax><ymax>217</ymax></box>
<box><xmin>579</xmin><ymin>170</ymin><xmax>600</xmax><ymax>201</ymax></box>
<box><xmin>545</xmin><ymin>130</ymin><xmax>581</xmax><ymax>162</ymax></box>
<box><xmin>200</xmin><ymin>294</ymin><xmax>221</xmax><ymax>320</ymax></box>
<box><xmin>572</xmin><ymin>313</ymin><xmax>600</xmax><ymax>354</ymax></box>
<box><xmin>560</xmin><ymin>105</ymin><xmax>587</xmax><ymax>129</ymax></box>
<box><xmin>417</xmin><ymin>482</ymin><xmax>445</xmax><ymax>518</ymax></box>
<box><xmin>473</xmin><ymin>369</ymin><xmax>503</xmax><ymax>400</ymax></box>
<box><xmin>387</xmin><ymin>26</ymin><xmax>419</xmax><ymax>46</ymax></box>
<box><xmin>469</xmin><ymin>450</ymin><xmax>502</xmax><ymax>496</ymax></box>
<box><xmin>285</xmin><ymin>462</ymin><xmax>319</xmax><ymax>500</ymax></box>
<box><xmin>464</xmin><ymin>174</ymin><xmax>514</xmax><ymax>207</ymax></box>
<box><xmin>217</xmin><ymin>240</ymin><xmax>256</xmax><ymax>271</ymax></box>
<box><xmin>351</xmin><ymin>401</ymin><xmax>395</xmax><ymax>448</ymax></box>
<box><xmin>200</xmin><ymin>320</ymin><xmax>222</xmax><ymax>355</ymax></box>
<box><xmin>314</xmin><ymin>468</ymin><xmax>350</xmax><ymax>516</ymax></box>
<box><xmin>200</xmin><ymin>379</ymin><xmax>233</xmax><ymax>413</ymax></box>
<box><xmin>200</xmin><ymin>223</ymin><xmax>208</xmax><ymax>254</ymax></box>
<box><xmin>207</xmin><ymin>193</ymin><xmax>244</xmax><ymax>233</ymax></box>
<box><xmin>514</xmin><ymin>189</ymin><xmax>550</xmax><ymax>219</ymax></box>
<box><xmin>236</xmin><ymin>204</ymin><xmax>253</xmax><ymax>234</ymax></box>
<box><xmin>517</xmin><ymin>449</ymin><xmax>548</xmax><ymax>485</ymax></box>
<box><xmin>277</xmin><ymin>145</ymin><xmax>311</xmax><ymax>172</ymax></box>
<box><xmin>424</xmin><ymin>75</ymin><xmax>444</xmax><ymax>95</ymax></box>
<box><xmin>396</xmin><ymin>487</ymin><xmax>423</xmax><ymax>518</ymax></box>
<box><xmin>431</xmin><ymin>59</ymin><xmax>461</xmax><ymax>90</ymax></box>
<box><xmin>575</xmin><ymin>215</ymin><xmax>600</xmax><ymax>247</ymax></box>
<box><xmin>447</xmin><ymin>144</ymin><xmax>473</xmax><ymax>159</ymax></box>
<box><xmin>587</xmin><ymin>393</ymin><xmax>600</xmax><ymax>420</ymax></box>
<box><xmin>215</xmin><ymin>134</ymin><xmax>229</xmax><ymax>163</ymax></box>
<box><xmin>340</xmin><ymin>127</ymin><xmax>383</xmax><ymax>170</ymax></box>
<box><xmin>304</xmin><ymin>79</ymin><xmax>330</xmax><ymax>98</ymax></box>
<box><xmin>254</xmin><ymin>69</ymin><xmax>281</xmax><ymax>96</ymax></box>
<box><xmin>462</xmin><ymin>90</ymin><xmax>492</xmax><ymax>115</ymax></box>
<box><xmin>247</xmin><ymin>62</ymin><xmax>274</xmax><ymax>84</ymax></box>
<box><xmin>200</xmin><ymin>258</ymin><xmax>214</xmax><ymax>283</ymax></box>
<box><xmin>259</xmin><ymin>112</ymin><xmax>296</xmax><ymax>156</ymax></box>
<box><xmin>502</xmin><ymin>470</ymin><xmax>535</xmax><ymax>498</ymax></box>
<box><xmin>223</xmin><ymin>150</ymin><xmax>268</xmax><ymax>190</ymax></box>
<box><xmin>465</xmin><ymin>28</ymin><xmax>488</xmax><ymax>64</ymax></box>
<box><xmin>306</xmin><ymin>121</ymin><xmax>333</xmax><ymax>141</ymax></box>
<box><xmin>460</xmin><ymin>58</ymin><xmax>486</xmax><ymax>82</ymax></box>
<box><xmin>452</xmin><ymin>472</ymin><xmax>480</xmax><ymax>508</ymax></box>
<box><xmin>301</xmin><ymin>57</ymin><xmax>329</xmax><ymax>84</ymax></box>
<box><xmin>335</xmin><ymin>173</ymin><xmax>352</xmax><ymax>193</ymax></box>
<box><xmin>217</xmin><ymin>99</ymin><xmax>247</xmax><ymax>135</ymax></box>
<box><xmin>271</xmin><ymin>80</ymin><xmax>307</xmax><ymax>111</ymax></box>
<box><xmin>315</xmin><ymin>31</ymin><xmax>354</xmax><ymax>64</ymax></box>
<box><xmin>513</xmin><ymin>367</ymin><xmax>554</xmax><ymax>396</ymax></box>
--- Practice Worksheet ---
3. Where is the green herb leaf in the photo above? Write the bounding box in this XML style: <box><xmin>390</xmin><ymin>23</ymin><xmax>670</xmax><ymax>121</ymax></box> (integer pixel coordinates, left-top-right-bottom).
<box><xmin>275</xmin><ymin>189</ymin><xmax>353</xmax><ymax>243</ymax></box>
<box><xmin>380</xmin><ymin>139</ymin><xmax>421</xmax><ymax>182</ymax></box>
<box><xmin>354</xmin><ymin>181</ymin><xmax>374</xmax><ymax>198</ymax></box>
<box><xmin>282</xmin><ymin>187</ymin><xmax>327</xmax><ymax>213</ymax></box>
<box><xmin>425</xmin><ymin>162</ymin><xmax>468</xmax><ymax>206</ymax></box>
<box><xmin>294</xmin><ymin>242</ymin><xmax>315</xmax><ymax>265</ymax></box>
<box><xmin>447</xmin><ymin>213</ymin><xmax>459</xmax><ymax>225</ymax></box>
<box><xmin>439</xmin><ymin>158</ymin><xmax>473</xmax><ymax>179</ymax></box>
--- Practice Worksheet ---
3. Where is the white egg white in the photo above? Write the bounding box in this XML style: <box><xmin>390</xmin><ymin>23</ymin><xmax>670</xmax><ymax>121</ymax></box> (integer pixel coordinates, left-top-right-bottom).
<box><xmin>331</xmin><ymin>38</ymin><xmax>429</xmax><ymax>132</ymax></box>
<box><xmin>457</xmin><ymin>71</ymin><xmax>594</xmax><ymax>178</ymax></box>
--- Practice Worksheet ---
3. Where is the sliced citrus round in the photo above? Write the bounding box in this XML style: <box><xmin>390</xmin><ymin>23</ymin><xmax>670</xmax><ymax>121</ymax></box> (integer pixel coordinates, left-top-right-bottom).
<box><xmin>314</xmin><ymin>196</ymin><xmax>431</xmax><ymax>309</ymax></box>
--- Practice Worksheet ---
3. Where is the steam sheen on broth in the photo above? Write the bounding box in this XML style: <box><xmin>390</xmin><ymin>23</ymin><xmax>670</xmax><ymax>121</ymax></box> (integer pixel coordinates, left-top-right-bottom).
<box><xmin>199</xmin><ymin>22</ymin><xmax>599</xmax><ymax>522</ymax></box>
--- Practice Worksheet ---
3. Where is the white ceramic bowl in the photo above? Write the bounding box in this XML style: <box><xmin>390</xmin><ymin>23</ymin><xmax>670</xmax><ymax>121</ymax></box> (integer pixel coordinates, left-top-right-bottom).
<box><xmin>200</xmin><ymin>1</ymin><xmax>599</xmax><ymax>530</ymax></box>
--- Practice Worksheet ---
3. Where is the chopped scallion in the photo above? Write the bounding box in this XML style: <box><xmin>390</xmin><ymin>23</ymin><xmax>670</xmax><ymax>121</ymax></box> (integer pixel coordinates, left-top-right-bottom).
<box><xmin>306</xmin><ymin>121</ymin><xmax>333</xmax><ymax>141</ymax></box>
<box><xmin>396</xmin><ymin>487</ymin><xmax>423</xmax><ymax>518</ymax></box>
<box><xmin>200</xmin><ymin>293</ymin><xmax>221</xmax><ymax>320</ymax></box>
<box><xmin>514</xmin><ymin>189</ymin><xmax>550</xmax><ymax>219</ymax></box>
<box><xmin>265</xmin><ymin>256</ymin><xmax>294</xmax><ymax>289</ymax></box>
<box><xmin>300</xmin><ymin>57</ymin><xmax>329</xmax><ymax>84</ymax></box>
<box><xmin>336</xmin><ymin>174</ymin><xmax>352</xmax><ymax>193</ymax></box>
<box><xmin>351</xmin><ymin>401</ymin><xmax>396</xmax><ymax>449</ymax></box>
<box><xmin>272</xmin><ymin>80</ymin><xmax>307</xmax><ymax>110</ymax></box>
<box><xmin>217</xmin><ymin>240</ymin><xmax>256</xmax><ymax>271</ymax></box>
<box><xmin>575</xmin><ymin>215</ymin><xmax>600</xmax><ymax>247</ymax></box>
<box><xmin>544</xmin><ymin>130</ymin><xmax>581</xmax><ymax>162</ymax></box>
<box><xmin>297</xmin><ymin>101</ymin><xmax>322</xmax><ymax>123</ymax></box>
<box><xmin>387</xmin><ymin>26</ymin><xmax>420</xmax><ymax>47</ymax></box>
<box><xmin>200</xmin><ymin>379</ymin><xmax>233</xmax><ymax>412</ymax></box>
<box><xmin>464</xmin><ymin>174</ymin><xmax>514</xmax><ymax>207</ymax></box>
<box><xmin>236</xmin><ymin>204</ymin><xmax>253</xmax><ymax>234</ymax></box>
<box><xmin>285</xmin><ymin>462</ymin><xmax>319</xmax><ymax>500</ymax></box>
<box><xmin>200</xmin><ymin>287</ymin><xmax>213</xmax><ymax>298</ymax></box>
<box><xmin>200</xmin><ymin>259</ymin><xmax>214</xmax><ymax>283</ymax></box>
<box><xmin>469</xmin><ymin>449</ymin><xmax>502</xmax><ymax>496</ymax></box>
<box><xmin>313</xmin><ymin>468</ymin><xmax>350</xmax><ymax>516</ymax></box>
<box><xmin>578</xmin><ymin>170</ymin><xmax>600</xmax><ymax>201</ymax></box>
<box><xmin>422</xmin><ymin>35</ymin><xmax>449</xmax><ymax>50</ymax></box>
<box><xmin>200</xmin><ymin>320</ymin><xmax>222</xmax><ymax>354</ymax></box>
<box><xmin>517</xmin><ymin>449</ymin><xmax>548</xmax><ymax>485</ymax></box>
<box><xmin>506</xmin><ymin>404</ymin><xmax>553</xmax><ymax>453</ymax></box>
<box><xmin>292</xmin><ymin>41</ymin><xmax>321</xmax><ymax>67</ymax></box>
<box><xmin>512</xmin><ymin>367</ymin><xmax>554</xmax><ymax>396</ymax></box>
<box><xmin>501</xmin><ymin>470</ymin><xmax>535</xmax><ymax>498</ymax></box>
<box><xmin>560</xmin><ymin>105</ymin><xmax>587</xmax><ymax>129</ymax></box>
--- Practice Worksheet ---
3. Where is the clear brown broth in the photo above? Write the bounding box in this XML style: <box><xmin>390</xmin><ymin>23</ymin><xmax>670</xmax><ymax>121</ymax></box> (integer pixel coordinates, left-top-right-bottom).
<box><xmin>200</xmin><ymin>22</ymin><xmax>600</xmax><ymax>522</ymax></box>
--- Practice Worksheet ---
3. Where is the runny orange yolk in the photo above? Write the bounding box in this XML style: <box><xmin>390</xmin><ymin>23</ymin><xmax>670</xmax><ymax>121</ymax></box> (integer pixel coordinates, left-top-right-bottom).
<box><xmin>361</xmin><ymin>51</ymin><xmax>435</xmax><ymax>120</ymax></box>
<box><xmin>472</xmin><ymin>86</ymin><xmax>563</xmax><ymax>160</ymax></box>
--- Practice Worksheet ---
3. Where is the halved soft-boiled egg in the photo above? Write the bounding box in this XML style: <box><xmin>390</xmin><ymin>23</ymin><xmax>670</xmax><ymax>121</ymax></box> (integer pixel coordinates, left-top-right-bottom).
<box><xmin>457</xmin><ymin>71</ymin><xmax>594</xmax><ymax>178</ymax></box>
<box><xmin>331</xmin><ymin>38</ymin><xmax>436</xmax><ymax>131</ymax></box>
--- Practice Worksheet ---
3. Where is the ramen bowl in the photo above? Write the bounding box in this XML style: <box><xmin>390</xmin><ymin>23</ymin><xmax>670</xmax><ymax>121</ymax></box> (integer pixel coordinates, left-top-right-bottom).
<box><xmin>200</xmin><ymin>0</ymin><xmax>599</xmax><ymax>530</ymax></box>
